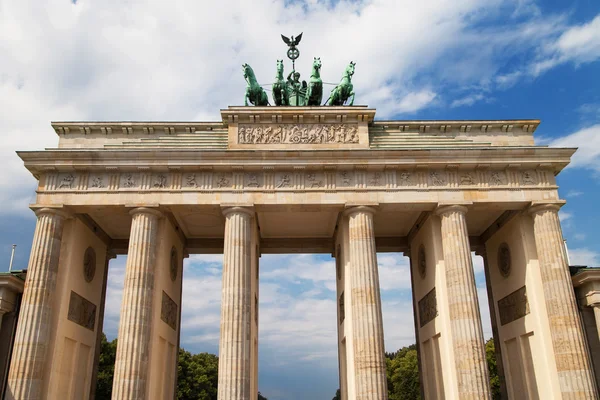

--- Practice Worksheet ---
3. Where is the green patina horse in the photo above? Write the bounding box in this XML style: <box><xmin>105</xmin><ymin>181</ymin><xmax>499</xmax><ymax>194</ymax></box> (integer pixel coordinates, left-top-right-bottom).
<box><xmin>272</xmin><ymin>59</ymin><xmax>289</xmax><ymax>106</ymax></box>
<box><xmin>326</xmin><ymin>61</ymin><xmax>356</xmax><ymax>106</ymax></box>
<box><xmin>243</xmin><ymin>63</ymin><xmax>269</xmax><ymax>106</ymax></box>
<box><xmin>305</xmin><ymin>57</ymin><xmax>323</xmax><ymax>106</ymax></box>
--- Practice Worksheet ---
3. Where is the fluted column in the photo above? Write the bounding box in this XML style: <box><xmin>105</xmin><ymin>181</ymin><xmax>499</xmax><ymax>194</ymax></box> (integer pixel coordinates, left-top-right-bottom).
<box><xmin>7</xmin><ymin>208</ymin><xmax>68</xmax><ymax>400</ymax></box>
<box><xmin>112</xmin><ymin>207</ymin><xmax>162</xmax><ymax>399</ymax></box>
<box><xmin>345</xmin><ymin>206</ymin><xmax>388</xmax><ymax>400</ymax></box>
<box><xmin>529</xmin><ymin>203</ymin><xmax>597</xmax><ymax>397</ymax></box>
<box><xmin>436</xmin><ymin>205</ymin><xmax>491</xmax><ymax>398</ymax></box>
<box><xmin>218</xmin><ymin>207</ymin><xmax>253</xmax><ymax>400</ymax></box>
<box><xmin>594</xmin><ymin>305</ymin><xmax>600</xmax><ymax>344</ymax></box>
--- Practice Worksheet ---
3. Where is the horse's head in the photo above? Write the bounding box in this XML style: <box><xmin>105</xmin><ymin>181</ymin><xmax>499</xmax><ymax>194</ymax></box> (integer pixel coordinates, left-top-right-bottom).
<box><xmin>242</xmin><ymin>63</ymin><xmax>253</xmax><ymax>79</ymax></box>
<box><xmin>276</xmin><ymin>59</ymin><xmax>284</xmax><ymax>72</ymax></box>
<box><xmin>345</xmin><ymin>61</ymin><xmax>356</xmax><ymax>77</ymax></box>
<box><xmin>312</xmin><ymin>57</ymin><xmax>322</xmax><ymax>72</ymax></box>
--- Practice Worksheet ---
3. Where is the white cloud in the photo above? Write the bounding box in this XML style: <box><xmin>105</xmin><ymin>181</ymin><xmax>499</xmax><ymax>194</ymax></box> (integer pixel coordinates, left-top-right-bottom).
<box><xmin>396</xmin><ymin>90</ymin><xmax>437</xmax><ymax>114</ymax></box>
<box><xmin>530</xmin><ymin>14</ymin><xmax>600</xmax><ymax>76</ymax></box>
<box><xmin>451</xmin><ymin>93</ymin><xmax>485</xmax><ymax>108</ymax></box>
<box><xmin>559</xmin><ymin>210</ymin><xmax>572</xmax><ymax>222</ymax></box>
<box><xmin>550</xmin><ymin>124</ymin><xmax>600</xmax><ymax>172</ymax></box>
<box><xmin>566</xmin><ymin>190</ymin><xmax>584</xmax><ymax>197</ymax></box>
<box><xmin>568</xmin><ymin>248</ymin><xmax>600</xmax><ymax>268</ymax></box>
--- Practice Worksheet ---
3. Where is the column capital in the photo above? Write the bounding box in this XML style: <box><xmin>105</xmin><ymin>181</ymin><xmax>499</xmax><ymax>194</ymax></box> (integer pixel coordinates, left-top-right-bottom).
<box><xmin>129</xmin><ymin>207</ymin><xmax>164</xmax><ymax>218</ymax></box>
<box><xmin>435</xmin><ymin>203</ymin><xmax>470</xmax><ymax>217</ymax></box>
<box><xmin>32</xmin><ymin>206</ymin><xmax>72</xmax><ymax>220</ymax></box>
<box><xmin>528</xmin><ymin>201</ymin><xmax>565</xmax><ymax>216</ymax></box>
<box><xmin>343</xmin><ymin>204</ymin><xmax>377</xmax><ymax>217</ymax></box>
<box><xmin>221</xmin><ymin>205</ymin><xmax>255</xmax><ymax>217</ymax></box>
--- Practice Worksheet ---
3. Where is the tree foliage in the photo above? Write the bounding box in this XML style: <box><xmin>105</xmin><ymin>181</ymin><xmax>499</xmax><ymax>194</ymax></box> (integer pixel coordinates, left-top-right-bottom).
<box><xmin>94</xmin><ymin>333</ymin><xmax>268</xmax><ymax>400</ymax></box>
<box><xmin>486</xmin><ymin>338</ymin><xmax>502</xmax><ymax>400</ymax></box>
<box><xmin>386</xmin><ymin>344</ymin><xmax>420</xmax><ymax>400</ymax></box>
<box><xmin>332</xmin><ymin>388</ymin><xmax>341</xmax><ymax>400</ymax></box>
<box><xmin>176</xmin><ymin>349</ymin><xmax>219</xmax><ymax>400</ymax></box>
<box><xmin>95</xmin><ymin>333</ymin><xmax>117</xmax><ymax>399</ymax></box>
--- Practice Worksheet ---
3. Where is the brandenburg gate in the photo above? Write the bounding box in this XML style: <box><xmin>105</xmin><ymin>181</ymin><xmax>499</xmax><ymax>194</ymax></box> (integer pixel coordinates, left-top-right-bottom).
<box><xmin>4</xmin><ymin>104</ymin><xmax>598</xmax><ymax>399</ymax></box>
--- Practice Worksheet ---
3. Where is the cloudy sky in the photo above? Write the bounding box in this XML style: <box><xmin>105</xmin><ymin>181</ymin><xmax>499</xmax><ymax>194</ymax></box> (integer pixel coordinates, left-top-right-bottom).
<box><xmin>1</xmin><ymin>0</ymin><xmax>600</xmax><ymax>399</ymax></box>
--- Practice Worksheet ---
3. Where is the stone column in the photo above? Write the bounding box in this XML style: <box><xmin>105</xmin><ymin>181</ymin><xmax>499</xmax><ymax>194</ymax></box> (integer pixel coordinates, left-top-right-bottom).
<box><xmin>435</xmin><ymin>205</ymin><xmax>491</xmax><ymax>398</ymax></box>
<box><xmin>218</xmin><ymin>207</ymin><xmax>253</xmax><ymax>400</ymax></box>
<box><xmin>7</xmin><ymin>208</ymin><xmax>68</xmax><ymax>400</ymax></box>
<box><xmin>112</xmin><ymin>207</ymin><xmax>163</xmax><ymax>399</ymax></box>
<box><xmin>345</xmin><ymin>206</ymin><xmax>388</xmax><ymax>400</ymax></box>
<box><xmin>594</xmin><ymin>305</ymin><xmax>600</xmax><ymax>343</ymax></box>
<box><xmin>529</xmin><ymin>203</ymin><xmax>597</xmax><ymax>397</ymax></box>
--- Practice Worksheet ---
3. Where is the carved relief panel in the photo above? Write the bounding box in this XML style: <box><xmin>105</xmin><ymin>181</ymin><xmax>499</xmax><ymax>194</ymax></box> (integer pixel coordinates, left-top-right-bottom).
<box><xmin>43</xmin><ymin>167</ymin><xmax>551</xmax><ymax>193</ymax></box>
<box><xmin>238</xmin><ymin>124</ymin><xmax>359</xmax><ymax>145</ymax></box>
<box><xmin>418</xmin><ymin>288</ymin><xmax>438</xmax><ymax>327</ymax></box>
<box><xmin>161</xmin><ymin>291</ymin><xmax>178</xmax><ymax>330</ymax></box>
<box><xmin>67</xmin><ymin>291</ymin><xmax>97</xmax><ymax>331</ymax></box>
<box><xmin>498</xmin><ymin>286</ymin><xmax>530</xmax><ymax>325</ymax></box>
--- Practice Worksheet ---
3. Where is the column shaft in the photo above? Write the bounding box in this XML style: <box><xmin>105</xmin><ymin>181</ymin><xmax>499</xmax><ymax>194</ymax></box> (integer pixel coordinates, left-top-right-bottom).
<box><xmin>594</xmin><ymin>306</ymin><xmax>600</xmax><ymax>345</ymax></box>
<box><xmin>530</xmin><ymin>204</ymin><xmax>597</xmax><ymax>397</ymax></box>
<box><xmin>437</xmin><ymin>205</ymin><xmax>491</xmax><ymax>398</ymax></box>
<box><xmin>347</xmin><ymin>207</ymin><xmax>388</xmax><ymax>400</ymax></box>
<box><xmin>7</xmin><ymin>209</ymin><xmax>66</xmax><ymax>400</ymax></box>
<box><xmin>112</xmin><ymin>208</ymin><xmax>162</xmax><ymax>399</ymax></box>
<box><xmin>218</xmin><ymin>208</ymin><xmax>252</xmax><ymax>400</ymax></box>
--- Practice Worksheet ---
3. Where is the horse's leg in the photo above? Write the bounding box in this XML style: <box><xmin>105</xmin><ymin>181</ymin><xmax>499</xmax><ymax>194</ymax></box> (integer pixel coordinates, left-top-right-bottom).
<box><xmin>349</xmin><ymin>91</ymin><xmax>355</xmax><ymax>106</ymax></box>
<box><xmin>245</xmin><ymin>89</ymin><xmax>249</xmax><ymax>106</ymax></box>
<box><xmin>326</xmin><ymin>88</ymin><xmax>336</xmax><ymax>105</ymax></box>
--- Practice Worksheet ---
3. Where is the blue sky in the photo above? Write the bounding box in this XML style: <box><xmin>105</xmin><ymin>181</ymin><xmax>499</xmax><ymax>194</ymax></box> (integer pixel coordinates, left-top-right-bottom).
<box><xmin>1</xmin><ymin>0</ymin><xmax>600</xmax><ymax>399</ymax></box>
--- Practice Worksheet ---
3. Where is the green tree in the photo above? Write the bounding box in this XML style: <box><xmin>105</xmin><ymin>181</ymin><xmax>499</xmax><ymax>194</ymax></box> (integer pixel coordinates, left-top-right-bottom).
<box><xmin>258</xmin><ymin>392</ymin><xmax>268</xmax><ymax>400</ymax></box>
<box><xmin>332</xmin><ymin>388</ymin><xmax>341</xmax><ymax>400</ymax></box>
<box><xmin>386</xmin><ymin>347</ymin><xmax>420</xmax><ymax>400</ymax></box>
<box><xmin>176</xmin><ymin>349</ymin><xmax>219</xmax><ymax>400</ymax></box>
<box><xmin>486</xmin><ymin>338</ymin><xmax>501</xmax><ymax>400</ymax></box>
<box><xmin>95</xmin><ymin>333</ymin><xmax>117</xmax><ymax>399</ymax></box>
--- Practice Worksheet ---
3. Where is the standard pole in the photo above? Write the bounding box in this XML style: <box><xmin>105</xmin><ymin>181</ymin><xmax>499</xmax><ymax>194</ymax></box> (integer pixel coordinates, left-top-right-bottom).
<box><xmin>8</xmin><ymin>244</ymin><xmax>16</xmax><ymax>272</ymax></box>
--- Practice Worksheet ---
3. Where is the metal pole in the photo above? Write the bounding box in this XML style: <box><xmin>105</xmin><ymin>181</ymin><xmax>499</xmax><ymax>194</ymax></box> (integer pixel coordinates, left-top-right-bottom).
<box><xmin>8</xmin><ymin>244</ymin><xmax>16</xmax><ymax>272</ymax></box>
<box><xmin>563</xmin><ymin>239</ymin><xmax>571</xmax><ymax>266</ymax></box>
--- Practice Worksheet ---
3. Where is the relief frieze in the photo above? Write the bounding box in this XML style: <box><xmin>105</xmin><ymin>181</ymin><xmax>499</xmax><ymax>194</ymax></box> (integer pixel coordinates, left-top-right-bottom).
<box><xmin>67</xmin><ymin>291</ymin><xmax>97</xmax><ymax>331</ymax></box>
<box><xmin>490</xmin><ymin>171</ymin><xmax>506</xmax><ymax>186</ymax></box>
<box><xmin>161</xmin><ymin>291</ymin><xmax>178</xmax><ymax>330</ymax></box>
<box><xmin>238</xmin><ymin>124</ymin><xmax>359</xmax><ymax>144</ymax></box>
<box><xmin>498</xmin><ymin>286</ymin><xmax>530</xmax><ymax>326</ymax></box>
<box><xmin>418</xmin><ymin>287</ymin><xmax>438</xmax><ymax>327</ymax></box>
<box><xmin>46</xmin><ymin>167</ymin><xmax>550</xmax><ymax>192</ymax></box>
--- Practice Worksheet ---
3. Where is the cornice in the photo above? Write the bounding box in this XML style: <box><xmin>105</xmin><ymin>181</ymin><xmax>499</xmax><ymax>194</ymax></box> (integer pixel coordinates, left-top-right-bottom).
<box><xmin>50</xmin><ymin>117</ymin><xmax>540</xmax><ymax>136</ymax></box>
<box><xmin>51</xmin><ymin>121</ymin><xmax>226</xmax><ymax>136</ymax></box>
<box><xmin>572</xmin><ymin>269</ymin><xmax>600</xmax><ymax>287</ymax></box>
<box><xmin>17</xmin><ymin>147</ymin><xmax>575</xmax><ymax>175</ymax></box>
<box><xmin>371</xmin><ymin>119</ymin><xmax>540</xmax><ymax>134</ymax></box>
